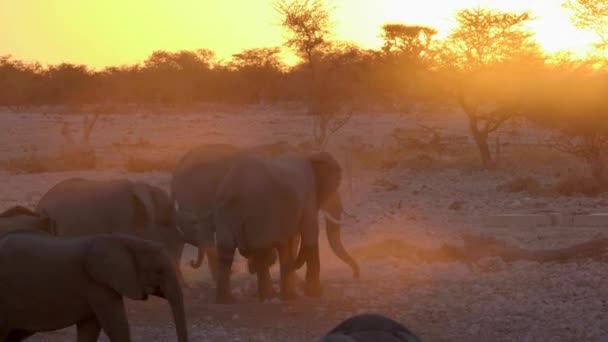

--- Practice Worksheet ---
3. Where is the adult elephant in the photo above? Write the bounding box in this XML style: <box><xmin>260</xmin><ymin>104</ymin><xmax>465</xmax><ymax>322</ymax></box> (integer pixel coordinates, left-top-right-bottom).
<box><xmin>210</xmin><ymin>151</ymin><xmax>357</xmax><ymax>303</ymax></box>
<box><xmin>0</xmin><ymin>232</ymin><xmax>188</xmax><ymax>342</ymax></box>
<box><xmin>171</xmin><ymin>142</ymin><xmax>359</xmax><ymax>285</ymax></box>
<box><xmin>36</xmin><ymin>178</ymin><xmax>185</xmax><ymax>282</ymax></box>
<box><xmin>319</xmin><ymin>313</ymin><xmax>421</xmax><ymax>342</ymax></box>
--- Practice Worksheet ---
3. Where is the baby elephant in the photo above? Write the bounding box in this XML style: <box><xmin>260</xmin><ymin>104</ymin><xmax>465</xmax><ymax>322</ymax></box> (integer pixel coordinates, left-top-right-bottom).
<box><xmin>319</xmin><ymin>313</ymin><xmax>421</xmax><ymax>342</ymax></box>
<box><xmin>0</xmin><ymin>231</ymin><xmax>188</xmax><ymax>342</ymax></box>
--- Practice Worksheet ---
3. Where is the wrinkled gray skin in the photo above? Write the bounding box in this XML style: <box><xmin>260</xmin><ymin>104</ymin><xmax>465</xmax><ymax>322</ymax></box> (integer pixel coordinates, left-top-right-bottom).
<box><xmin>319</xmin><ymin>313</ymin><xmax>421</xmax><ymax>342</ymax></box>
<box><xmin>36</xmin><ymin>178</ymin><xmax>185</xmax><ymax>283</ymax></box>
<box><xmin>171</xmin><ymin>142</ymin><xmax>359</xmax><ymax>295</ymax></box>
<box><xmin>0</xmin><ymin>232</ymin><xmax>188</xmax><ymax>342</ymax></box>
<box><xmin>0</xmin><ymin>206</ymin><xmax>54</xmax><ymax>236</ymax></box>
<box><xmin>212</xmin><ymin>152</ymin><xmax>347</xmax><ymax>303</ymax></box>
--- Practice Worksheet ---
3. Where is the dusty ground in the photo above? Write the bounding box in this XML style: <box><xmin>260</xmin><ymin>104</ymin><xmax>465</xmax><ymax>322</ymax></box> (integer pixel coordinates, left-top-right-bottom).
<box><xmin>2</xmin><ymin>105</ymin><xmax>608</xmax><ymax>341</ymax></box>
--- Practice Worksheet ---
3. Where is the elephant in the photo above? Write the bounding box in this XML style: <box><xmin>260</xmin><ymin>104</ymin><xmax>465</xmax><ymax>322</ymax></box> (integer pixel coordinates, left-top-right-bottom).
<box><xmin>171</xmin><ymin>142</ymin><xmax>359</xmax><ymax>291</ymax></box>
<box><xmin>35</xmin><ymin>178</ymin><xmax>186</xmax><ymax>283</ymax></box>
<box><xmin>319</xmin><ymin>313</ymin><xmax>421</xmax><ymax>342</ymax></box>
<box><xmin>0</xmin><ymin>206</ymin><xmax>54</xmax><ymax>236</ymax></box>
<box><xmin>210</xmin><ymin>151</ymin><xmax>357</xmax><ymax>303</ymax></box>
<box><xmin>0</xmin><ymin>232</ymin><xmax>188</xmax><ymax>342</ymax></box>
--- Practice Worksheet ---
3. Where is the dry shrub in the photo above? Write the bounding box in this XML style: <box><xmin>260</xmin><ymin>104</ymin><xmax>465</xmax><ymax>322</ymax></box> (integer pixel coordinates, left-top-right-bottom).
<box><xmin>497</xmin><ymin>177</ymin><xmax>544</xmax><ymax>195</ymax></box>
<box><xmin>402</xmin><ymin>154</ymin><xmax>437</xmax><ymax>171</ymax></box>
<box><xmin>0</xmin><ymin>149</ymin><xmax>96</xmax><ymax>174</ymax></box>
<box><xmin>124</xmin><ymin>156</ymin><xmax>176</xmax><ymax>173</ymax></box>
<box><xmin>554</xmin><ymin>177</ymin><xmax>608</xmax><ymax>197</ymax></box>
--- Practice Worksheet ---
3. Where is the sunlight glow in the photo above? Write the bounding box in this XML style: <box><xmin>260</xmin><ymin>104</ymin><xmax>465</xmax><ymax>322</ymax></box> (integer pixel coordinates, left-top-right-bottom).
<box><xmin>0</xmin><ymin>0</ymin><xmax>600</xmax><ymax>69</ymax></box>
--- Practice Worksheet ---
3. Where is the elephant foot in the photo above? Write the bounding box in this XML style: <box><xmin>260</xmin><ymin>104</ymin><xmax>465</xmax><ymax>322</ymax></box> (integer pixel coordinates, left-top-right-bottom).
<box><xmin>259</xmin><ymin>283</ymin><xmax>277</xmax><ymax>301</ymax></box>
<box><xmin>304</xmin><ymin>282</ymin><xmax>323</xmax><ymax>298</ymax></box>
<box><xmin>215</xmin><ymin>293</ymin><xmax>236</xmax><ymax>304</ymax></box>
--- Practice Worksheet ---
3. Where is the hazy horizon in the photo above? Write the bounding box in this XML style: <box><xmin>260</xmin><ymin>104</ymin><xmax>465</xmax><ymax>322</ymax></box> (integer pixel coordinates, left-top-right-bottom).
<box><xmin>0</xmin><ymin>0</ymin><xmax>599</xmax><ymax>70</ymax></box>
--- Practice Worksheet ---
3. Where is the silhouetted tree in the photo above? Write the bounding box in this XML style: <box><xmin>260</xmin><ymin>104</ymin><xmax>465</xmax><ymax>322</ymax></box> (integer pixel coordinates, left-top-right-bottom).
<box><xmin>380</xmin><ymin>24</ymin><xmax>437</xmax><ymax>61</ymax></box>
<box><xmin>563</xmin><ymin>0</ymin><xmax>608</xmax><ymax>54</ymax></box>
<box><xmin>43</xmin><ymin>63</ymin><xmax>96</xmax><ymax>106</ymax></box>
<box><xmin>229</xmin><ymin>47</ymin><xmax>284</xmax><ymax>104</ymax></box>
<box><xmin>276</xmin><ymin>0</ymin><xmax>347</xmax><ymax>148</ymax></box>
<box><xmin>0</xmin><ymin>56</ymin><xmax>43</xmax><ymax>109</ymax></box>
<box><xmin>442</xmin><ymin>8</ymin><xmax>542</xmax><ymax>169</ymax></box>
<box><xmin>377</xmin><ymin>23</ymin><xmax>438</xmax><ymax>110</ymax></box>
<box><xmin>528</xmin><ymin>61</ymin><xmax>608</xmax><ymax>182</ymax></box>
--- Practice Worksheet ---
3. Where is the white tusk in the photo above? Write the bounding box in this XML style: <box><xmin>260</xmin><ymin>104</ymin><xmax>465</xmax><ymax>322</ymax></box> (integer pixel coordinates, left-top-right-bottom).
<box><xmin>176</xmin><ymin>225</ymin><xmax>185</xmax><ymax>237</ymax></box>
<box><xmin>322</xmin><ymin>210</ymin><xmax>347</xmax><ymax>225</ymax></box>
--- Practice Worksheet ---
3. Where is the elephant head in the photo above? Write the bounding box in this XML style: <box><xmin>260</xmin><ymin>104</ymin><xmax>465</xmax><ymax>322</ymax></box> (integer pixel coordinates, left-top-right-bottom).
<box><xmin>320</xmin><ymin>313</ymin><xmax>421</xmax><ymax>342</ymax></box>
<box><xmin>175</xmin><ymin>209</ymin><xmax>216</xmax><ymax>270</ymax></box>
<box><xmin>85</xmin><ymin>235</ymin><xmax>188</xmax><ymax>342</ymax></box>
<box><xmin>307</xmin><ymin>152</ymin><xmax>360</xmax><ymax>279</ymax></box>
<box><xmin>308</xmin><ymin>152</ymin><xmax>342</xmax><ymax>208</ymax></box>
<box><xmin>131</xmin><ymin>182</ymin><xmax>185</xmax><ymax>267</ymax></box>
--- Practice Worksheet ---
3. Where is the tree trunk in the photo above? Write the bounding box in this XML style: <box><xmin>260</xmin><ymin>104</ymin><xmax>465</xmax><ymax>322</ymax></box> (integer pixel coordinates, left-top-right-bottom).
<box><xmin>469</xmin><ymin>118</ymin><xmax>495</xmax><ymax>169</ymax></box>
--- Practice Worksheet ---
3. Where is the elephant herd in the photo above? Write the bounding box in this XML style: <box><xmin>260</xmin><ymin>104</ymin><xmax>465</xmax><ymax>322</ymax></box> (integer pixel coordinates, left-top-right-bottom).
<box><xmin>0</xmin><ymin>142</ymin><xmax>408</xmax><ymax>341</ymax></box>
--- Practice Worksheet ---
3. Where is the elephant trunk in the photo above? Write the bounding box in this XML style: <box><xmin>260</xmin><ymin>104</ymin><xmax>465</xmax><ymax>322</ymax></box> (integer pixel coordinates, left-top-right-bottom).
<box><xmin>322</xmin><ymin>194</ymin><xmax>360</xmax><ymax>279</ymax></box>
<box><xmin>162</xmin><ymin>274</ymin><xmax>189</xmax><ymax>342</ymax></box>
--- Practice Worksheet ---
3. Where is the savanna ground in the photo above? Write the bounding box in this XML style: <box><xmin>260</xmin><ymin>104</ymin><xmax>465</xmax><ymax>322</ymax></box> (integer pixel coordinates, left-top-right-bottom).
<box><xmin>3</xmin><ymin>104</ymin><xmax>608</xmax><ymax>342</ymax></box>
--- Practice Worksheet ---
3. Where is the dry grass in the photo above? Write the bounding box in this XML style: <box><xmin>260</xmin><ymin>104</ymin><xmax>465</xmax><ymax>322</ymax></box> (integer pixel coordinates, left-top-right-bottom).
<box><xmin>123</xmin><ymin>156</ymin><xmax>176</xmax><ymax>173</ymax></box>
<box><xmin>0</xmin><ymin>149</ymin><xmax>96</xmax><ymax>174</ymax></box>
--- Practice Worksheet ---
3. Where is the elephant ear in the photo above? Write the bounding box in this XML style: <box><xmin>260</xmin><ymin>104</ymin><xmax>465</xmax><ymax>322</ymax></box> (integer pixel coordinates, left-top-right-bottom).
<box><xmin>85</xmin><ymin>237</ymin><xmax>145</xmax><ymax>300</ymax></box>
<box><xmin>308</xmin><ymin>152</ymin><xmax>342</xmax><ymax>207</ymax></box>
<box><xmin>132</xmin><ymin>182</ymin><xmax>156</xmax><ymax>230</ymax></box>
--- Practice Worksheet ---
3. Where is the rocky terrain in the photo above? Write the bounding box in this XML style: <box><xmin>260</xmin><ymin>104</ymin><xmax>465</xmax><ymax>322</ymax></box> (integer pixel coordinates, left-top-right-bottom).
<box><xmin>2</xmin><ymin>105</ymin><xmax>607</xmax><ymax>341</ymax></box>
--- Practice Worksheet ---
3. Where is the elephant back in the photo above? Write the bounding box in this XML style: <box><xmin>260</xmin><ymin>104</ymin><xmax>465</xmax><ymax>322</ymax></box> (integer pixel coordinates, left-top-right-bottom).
<box><xmin>36</xmin><ymin>178</ymin><xmax>142</xmax><ymax>237</ymax></box>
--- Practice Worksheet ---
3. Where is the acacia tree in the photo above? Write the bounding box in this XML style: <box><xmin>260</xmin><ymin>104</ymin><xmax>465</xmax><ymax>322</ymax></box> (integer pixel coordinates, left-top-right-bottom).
<box><xmin>275</xmin><ymin>0</ymin><xmax>347</xmax><ymax>148</ymax></box>
<box><xmin>563</xmin><ymin>0</ymin><xmax>608</xmax><ymax>54</ymax></box>
<box><xmin>229</xmin><ymin>47</ymin><xmax>284</xmax><ymax>104</ymax></box>
<box><xmin>528</xmin><ymin>62</ymin><xmax>608</xmax><ymax>182</ymax></box>
<box><xmin>442</xmin><ymin>8</ymin><xmax>542</xmax><ymax>169</ymax></box>
<box><xmin>378</xmin><ymin>23</ymin><xmax>438</xmax><ymax>110</ymax></box>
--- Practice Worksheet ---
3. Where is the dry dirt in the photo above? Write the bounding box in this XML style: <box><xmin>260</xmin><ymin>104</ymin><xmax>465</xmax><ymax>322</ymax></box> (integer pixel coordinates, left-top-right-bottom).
<box><xmin>3</xmin><ymin>105</ymin><xmax>608</xmax><ymax>342</ymax></box>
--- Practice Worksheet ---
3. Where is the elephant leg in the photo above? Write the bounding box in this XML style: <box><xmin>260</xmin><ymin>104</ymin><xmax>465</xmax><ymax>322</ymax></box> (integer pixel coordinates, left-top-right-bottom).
<box><xmin>252</xmin><ymin>248</ymin><xmax>276</xmax><ymax>301</ymax></box>
<box><xmin>77</xmin><ymin>317</ymin><xmax>101</xmax><ymax>342</ymax></box>
<box><xmin>91</xmin><ymin>294</ymin><xmax>132</xmax><ymax>342</ymax></box>
<box><xmin>278</xmin><ymin>242</ymin><xmax>298</xmax><ymax>301</ymax></box>
<box><xmin>206</xmin><ymin>247</ymin><xmax>219</xmax><ymax>282</ymax></box>
<box><xmin>304</xmin><ymin>246</ymin><xmax>322</xmax><ymax>297</ymax></box>
<box><xmin>256</xmin><ymin>266</ymin><xmax>274</xmax><ymax>301</ymax></box>
<box><xmin>215</xmin><ymin>245</ymin><xmax>236</xmax><ymax>304</ymax></box>
<box><xmin>174</xmin><ymin>245</ymin><xmax>185</xmax><ymax>286</ymax></box>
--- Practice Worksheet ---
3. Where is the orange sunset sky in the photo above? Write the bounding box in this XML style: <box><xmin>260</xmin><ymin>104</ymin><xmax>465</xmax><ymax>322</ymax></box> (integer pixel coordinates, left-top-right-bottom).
<box><xmin>0</xmin><ymin>0</ymin><xmax>598</xmax><ymax>70</ymax></box>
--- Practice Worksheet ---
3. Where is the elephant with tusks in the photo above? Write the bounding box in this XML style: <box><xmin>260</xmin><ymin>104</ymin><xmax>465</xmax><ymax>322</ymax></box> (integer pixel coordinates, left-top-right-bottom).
<box><xmin>171</xmin><ymin>142</ymin><xmax>359</xmax><ymax>301</ymax></box>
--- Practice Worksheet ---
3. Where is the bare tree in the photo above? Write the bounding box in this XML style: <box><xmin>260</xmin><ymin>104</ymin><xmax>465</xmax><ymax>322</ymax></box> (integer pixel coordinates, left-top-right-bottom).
<box><xmin>276</xmin><ymin>0</ymin><xmax>351</xmax><ymax>149</ymax></box>
<box><xmin>442</xmin><ymin>8</ymin><xmax>542</xmax><ymax>169</ymax></box>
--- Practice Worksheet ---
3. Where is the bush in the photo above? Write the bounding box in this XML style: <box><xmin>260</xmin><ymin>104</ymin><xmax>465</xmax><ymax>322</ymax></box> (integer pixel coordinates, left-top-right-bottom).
<box><xmin>0</xmin><ymin>149</ymin><xmax>96</xmax><ymax>174</ymax></box>
<box><xmin>497</xmin><ymin>177</ymin><xmax>544</xmax><ymax>195</ymax></box>
<box><xmin>554</xmin><ymin>177</ymin><xmax>608</xmax><ymax>197</ymax></box>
